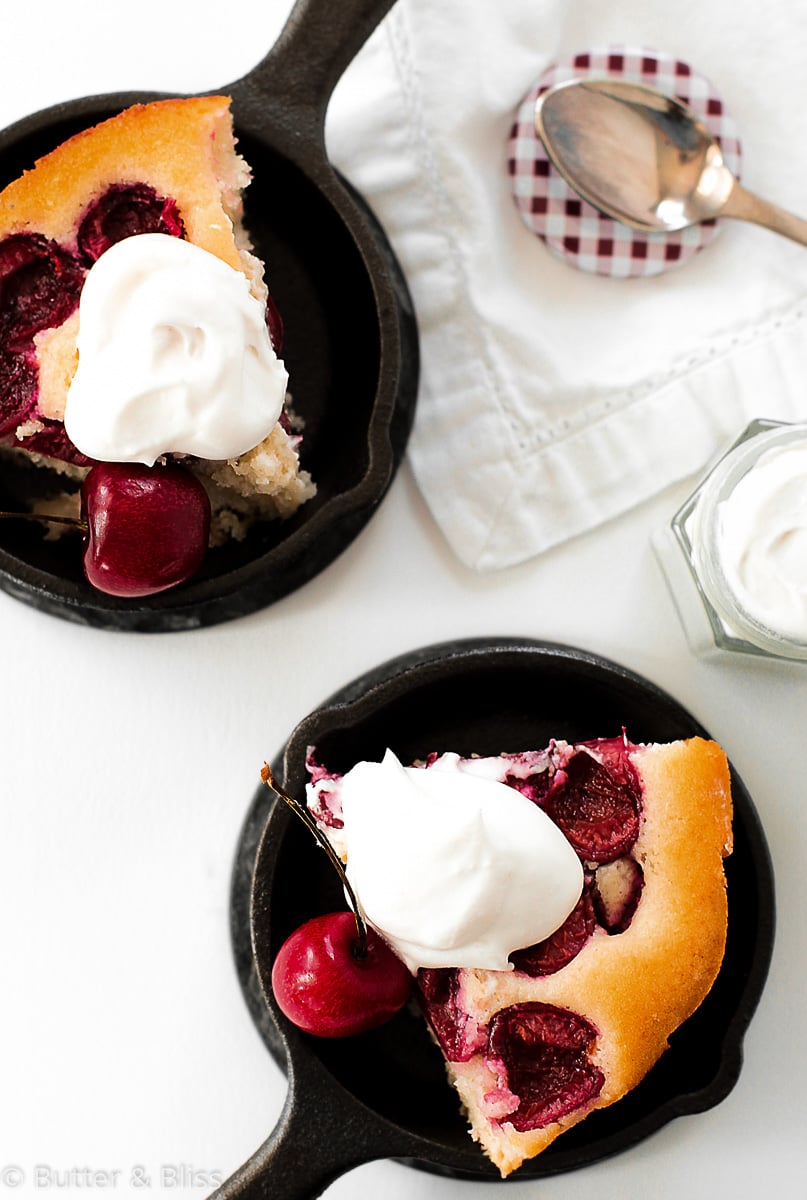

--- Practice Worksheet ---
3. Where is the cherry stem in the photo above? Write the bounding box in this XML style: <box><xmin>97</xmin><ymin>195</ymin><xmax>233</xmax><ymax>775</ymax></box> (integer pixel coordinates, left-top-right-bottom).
<box><xmin>0</xmin><ymin>510</ymin><xmax>87</xmax><ymax>532</ymax></box>
<box><xmin>261</xmin><ymin>765</ymin><xmax>369</xmax><ymax>958</ymax></box>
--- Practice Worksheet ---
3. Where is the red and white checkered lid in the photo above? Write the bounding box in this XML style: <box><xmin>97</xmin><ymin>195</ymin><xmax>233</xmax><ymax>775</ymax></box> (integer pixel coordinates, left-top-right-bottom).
<box><xmin>508</xmin><ymin>47</ymin><xmax>743</xmax><ymax>278</ymax></box>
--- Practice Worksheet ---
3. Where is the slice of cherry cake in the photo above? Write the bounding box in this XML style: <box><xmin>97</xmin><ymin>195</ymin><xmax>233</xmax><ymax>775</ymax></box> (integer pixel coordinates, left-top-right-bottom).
<box><xmin>0</xmin><ymin>96</ymin><xmax>314</xmax><ymax>539</ymax></box>
<box><xmin>306</xmin><ymin>734</ymin><xmax>733</xmax><ymax>1177</ymax></box>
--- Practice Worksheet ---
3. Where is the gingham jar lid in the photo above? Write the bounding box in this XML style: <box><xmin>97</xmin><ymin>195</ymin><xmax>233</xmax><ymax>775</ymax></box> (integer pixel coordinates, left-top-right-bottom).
<box><xmin>508</xmin><ymin>47</ymin><xmax>743</xmax><ymax>278</ymax></box>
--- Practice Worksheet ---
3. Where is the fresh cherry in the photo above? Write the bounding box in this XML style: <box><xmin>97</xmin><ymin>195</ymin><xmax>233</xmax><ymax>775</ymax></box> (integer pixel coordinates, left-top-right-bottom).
<box><xmin>262</xmin><ymin>766</ymin><xmax>412</xmax><ymax>1038</ymax></box>
<box><xmin>80</xmin><ymin>462</ymin><xmax>211</xmax><ymax>597</ymax></box>
<box><xmin>0</xmin><ymin>461</ymin><xmax>211</xmax><ymax>596</ymax></box>
<box><xmin>271</xmin><ymin>911</ymin><xmax>412</xmax><ymax>1038</ymax></box>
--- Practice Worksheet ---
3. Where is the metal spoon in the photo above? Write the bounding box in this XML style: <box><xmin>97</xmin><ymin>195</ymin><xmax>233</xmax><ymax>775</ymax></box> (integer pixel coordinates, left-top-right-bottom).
<box><xmin>534</xmin><ymin>78</ymin><xmax>807</xmax><ymax>246</ymax></box>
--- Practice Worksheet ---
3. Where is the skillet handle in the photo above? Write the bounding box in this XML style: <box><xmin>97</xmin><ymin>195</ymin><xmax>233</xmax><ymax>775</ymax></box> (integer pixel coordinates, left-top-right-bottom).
<box><xmin>213</xmin><ymin>1050</ymin><xmax>415</xmax><ymax>1200</ymax></box>
<box><xmin>228</xmin><ymin>0</ymin><xmax>398</xmax><ymax>146</ymax></box>
<box><xmin>214</xmin><ymin>1100</ymin><xmax>360</xmax><ymax>1199</ymax></box>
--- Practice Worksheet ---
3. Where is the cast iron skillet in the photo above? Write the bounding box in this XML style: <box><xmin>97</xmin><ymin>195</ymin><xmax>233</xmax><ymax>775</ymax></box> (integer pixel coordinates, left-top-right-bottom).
<box><xmin>0</xmin><ymin>0</ymin><xmax>418</xmax><ymax>632</ymax></box>
<box><xmin>225</xmin><ymin>637</ymin><xmax>776</xmax><ymax>1198</ymax></box>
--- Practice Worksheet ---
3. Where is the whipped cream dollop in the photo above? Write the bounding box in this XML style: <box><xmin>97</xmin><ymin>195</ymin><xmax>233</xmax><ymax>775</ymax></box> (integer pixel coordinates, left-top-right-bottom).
<box><xmin>715</xmin><ymin>441</ymin><xmax>807</xmax><ymax>640</ymax></box>
<box><xmin>336</xmin><ymin>749</ymin><xmax>583</xmax><ymax>973</ymax></box>
<box><xmin>64</xmin><ymin>233</ymin><xmax>287</xmax><ymax>464</ymax></box>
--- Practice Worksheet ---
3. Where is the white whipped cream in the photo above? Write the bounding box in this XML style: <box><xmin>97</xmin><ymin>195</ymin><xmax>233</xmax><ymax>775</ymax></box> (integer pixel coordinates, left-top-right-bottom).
<box><xmin>336</xmin><ymin>749</ymin><xmax>583</xmax><ymax>973</ymax></box>
<box><xmin>64</xmin><ymin>233</ymin><xmax>287</xmax><ymax>464</ymax></box>
<box><xmin>715</xmin><ymin>442</ymin><xmax>807</xmax><ymax>640</ymax></box>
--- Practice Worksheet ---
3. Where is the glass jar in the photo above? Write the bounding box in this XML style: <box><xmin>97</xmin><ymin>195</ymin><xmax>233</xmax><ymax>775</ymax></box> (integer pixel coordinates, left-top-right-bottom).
<box><xmin>654</xmin><ymin>418</ymin><xmax>807</xmax><ymax>661</ymax></box>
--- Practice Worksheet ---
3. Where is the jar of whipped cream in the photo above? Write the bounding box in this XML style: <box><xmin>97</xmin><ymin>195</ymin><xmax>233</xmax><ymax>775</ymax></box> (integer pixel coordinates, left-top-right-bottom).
<box><xmin>654</xmin><ymin>419</ymin><xmax>807</xmax><ymax>661</ymax></box>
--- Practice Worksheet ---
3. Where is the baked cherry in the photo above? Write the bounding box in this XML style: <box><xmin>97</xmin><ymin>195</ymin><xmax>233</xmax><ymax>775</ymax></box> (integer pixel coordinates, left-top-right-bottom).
<box><xmin>544</xmin><ymin>748</ymin><xmax>641</xmax><ymax>863</ymax></box>
<box><xmin>486</xmin><ymin>1002</ymin><xmax>604</xmax><ymax>1131</ymax></box>
<box><xmin>0</xmin><ymin>233</ymin><xmax>84</xmax><ymax>442</ymax></box>
<box><xmin>0</xmin><ymin>347</ymin><xmax>37</xmax><ymax>436</ymax></box>
<box><xmin>0</xmin><ymin>232</ymin><xmax>83</xmax><ymax>344</ymax></box>
<box><xmin>262</xmin><ymin>766</ymin><xmax>412</xmax><ymax>1038</ymax></box>
<box><xmin>13</xmin><ymin>417</ymin><xmax>95</xmax><ymax>466</ymax></box>
<box><xmin>415</xmin><ymin>967</ymin><xmax>486</xmax><ymax>1062</ymax></box>
<box><xmin>509</xmin><ymin>883</ymin><xmax>596</xmax><ymax>977</ymax></box>
<box><xmin>77</xmin><ymin>184</ymin><xmax>185</xmax><ymax>265</ymax></box>
<box><xmin>272</xmin><ymin>911</ymin><xmax>412</xmax><ymax>1038</ymax></box>
<box><xmin>80</xmin><ymin>462</ymin><xmax>210</xmax><ymax>597</ymax></box>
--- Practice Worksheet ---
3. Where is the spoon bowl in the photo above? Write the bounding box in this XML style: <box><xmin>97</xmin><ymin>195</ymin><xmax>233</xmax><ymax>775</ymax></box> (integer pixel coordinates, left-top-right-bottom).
<box><xmin>0</xmin><ymin>0</ymin><xmax>419</xmax><ymax>631</ymax></box>
<box><xmin>535</xmin><ymin>78</ymin><xmax>807</xmax><ymax>247</ymax></box>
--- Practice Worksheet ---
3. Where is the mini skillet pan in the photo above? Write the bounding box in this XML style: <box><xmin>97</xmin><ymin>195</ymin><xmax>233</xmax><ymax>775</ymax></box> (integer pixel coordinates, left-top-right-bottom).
<box><xmin>0</xmin><ymin>0</ymin><xmax>417</xmax><ymax>632</ymax></box>
<box><xmin>225</xmin><ymin>637</ymin><xmax>775</xmax><ymax>1199</ymax></box>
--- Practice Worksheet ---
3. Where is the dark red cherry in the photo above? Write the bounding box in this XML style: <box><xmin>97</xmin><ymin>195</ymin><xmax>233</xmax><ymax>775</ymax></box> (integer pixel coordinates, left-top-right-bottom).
<box><xmin>77</xmin><ymin>184</ymin><xmax>185</xmax><ymax>265</ymax></box>
<box><xmin>503</xmin><ymin>767</ymin><xmax>554</xmax><ymax>807</ymax></box>
<box><xmin>80</xmin><ymin>462</ymin><xmax>210</xmax><ymax>597</ymax></box>
<box><xmin>0</xmin><ymin>232</ymin><xmax>83</xmax><ymax>344</ymax></box>
<box><xmin>262</xmin><ymin>768</ymin><xmax>411</xmax><ymax>1040</ymax></box>
<box><xmin>486</xmin><ymin>1002</ymin><xmax>604</xmax><ymax>1131</ymax></box>
<box><xmin>415</xmin><ymin>968</ymin><xmax>486</xmax><ymax>1062</ymax></box>
<box><xmin>13</xmin><ymin>417</ymin><xmax>94</xmax><ymax>466</ymax></box>
<box><xmin>0</xmin><ymin>347</ymin><xmax>37</xmax><ymax>436</ymax></box>
<box><xmin>544</xmin><ymin>749</ymin><xmax>641</xmax><ymax>863</ymax></box>
<box><xmin>271</xmin><ymin>911</ymin><xmax>412</xmax><ymax>1038</ymax></box>
<box><xmin>509</xmin><ymin>884</ymin><xmax>596</xmax><ymax>977</ymax></box>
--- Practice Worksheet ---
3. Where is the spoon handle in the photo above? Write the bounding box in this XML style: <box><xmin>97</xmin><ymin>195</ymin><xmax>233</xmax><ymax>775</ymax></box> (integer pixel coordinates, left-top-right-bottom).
<box><xmin>722</xmin><ymin>182</ymin><xmax>807</xmax><ymax>248</ymax></box>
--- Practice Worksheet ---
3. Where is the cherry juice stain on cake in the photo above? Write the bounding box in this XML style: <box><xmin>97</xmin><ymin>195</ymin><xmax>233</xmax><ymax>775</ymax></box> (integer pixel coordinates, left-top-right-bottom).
<box><xmin>508</xmin><ymin>47</ymin><xmax>743</xmax><ymax>277</ymax></box>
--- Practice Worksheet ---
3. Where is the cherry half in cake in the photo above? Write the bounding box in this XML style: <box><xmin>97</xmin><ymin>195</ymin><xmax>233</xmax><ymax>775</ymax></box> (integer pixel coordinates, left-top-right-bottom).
<box><xmin>303</xmin><ymin>734</ymin><xmax>733</xmax><ymax>1177</ymax></box>
<box><xmin>0</xmin><ymin>231</ymin><xmax>87</xmax><ymax>461</ymax></box>
<box><xmin>1</xmin><ymin>188</ymin><xmax>186</xmax><ymax>472</ymax></box>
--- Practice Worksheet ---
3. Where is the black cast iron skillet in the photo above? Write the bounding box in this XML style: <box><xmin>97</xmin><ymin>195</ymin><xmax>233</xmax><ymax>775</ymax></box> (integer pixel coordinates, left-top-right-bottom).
<box><xmin>0</xmin><ymin>0</ymin><xmax>418</xmax><ymax>632</ymax></box>
<box><xmin>225</xmin><ymin>637</ymin><xmax>776</xmax><ymax>1198</ymax></box>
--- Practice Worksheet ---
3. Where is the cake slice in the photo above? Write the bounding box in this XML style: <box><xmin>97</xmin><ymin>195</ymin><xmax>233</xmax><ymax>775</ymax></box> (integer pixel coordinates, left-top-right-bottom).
<box><xmin>0</xmin><ymin>96</ymin><xmax>314</xmax><ymax>538</ymax></box>
<box><xmin>305</xmin><ymin>734</ymin><xmax>733</xmax><ymax>1177</ymax></box>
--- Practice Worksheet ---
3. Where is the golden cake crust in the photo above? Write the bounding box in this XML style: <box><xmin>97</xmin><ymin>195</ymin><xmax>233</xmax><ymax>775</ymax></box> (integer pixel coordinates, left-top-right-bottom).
<box><xmin>3</xmin><ymin>96</ymin><xmax>248</xmax><ymax>424</ymax></box>
<box><xmin>448</xmin><ymin>737</ymin><xmax>733</xmax><ymax>1176</ymax></box>
<box><xmin>0</xmin><ymin>96</ymin><xmax>245</xmax><ymax>270</ymax></box>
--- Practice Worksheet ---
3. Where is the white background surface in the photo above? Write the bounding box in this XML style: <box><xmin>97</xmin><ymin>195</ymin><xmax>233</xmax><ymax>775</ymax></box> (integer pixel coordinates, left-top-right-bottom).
<box><xmin>0</xmin><ymin>3</ymin><xmax>804</xmax><ymax>1199</ymax></box>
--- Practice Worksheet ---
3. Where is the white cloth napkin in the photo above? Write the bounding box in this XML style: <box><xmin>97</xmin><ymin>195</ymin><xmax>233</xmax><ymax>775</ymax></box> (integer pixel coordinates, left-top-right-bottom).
<box><xmin>326</xmin><ymin>0</ymin><xmax>807</xmax><ymax>570</ymax></box>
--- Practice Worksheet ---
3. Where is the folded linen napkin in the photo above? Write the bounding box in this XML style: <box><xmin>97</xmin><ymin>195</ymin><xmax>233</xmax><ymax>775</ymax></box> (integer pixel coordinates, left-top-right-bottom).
<box><xmin>325</xmin><ymin>0</ymin><xmax>807</xmax><ymax>570</ymax></box>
